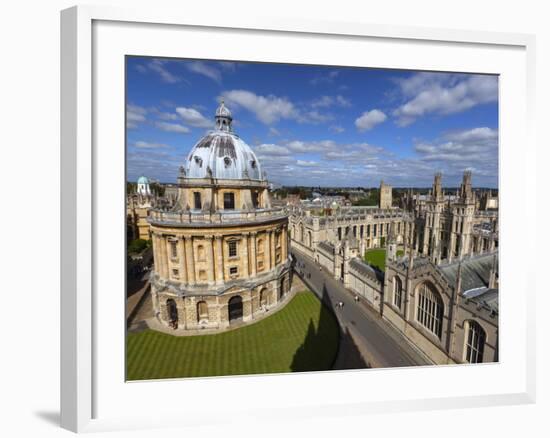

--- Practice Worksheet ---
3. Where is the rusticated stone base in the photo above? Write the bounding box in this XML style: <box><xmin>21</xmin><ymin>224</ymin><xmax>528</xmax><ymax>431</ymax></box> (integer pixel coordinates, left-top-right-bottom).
<box><xmin>151</xmin><ymin>265</ymin><xmax>292</xmax><ymax>334</ymax></box>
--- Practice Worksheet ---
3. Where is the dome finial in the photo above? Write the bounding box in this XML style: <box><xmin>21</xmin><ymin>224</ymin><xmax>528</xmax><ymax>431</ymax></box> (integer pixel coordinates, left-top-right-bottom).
<box><xmin>215</xmin><ymin>99</ymin><xmax>233</xmax><ymax>132</ymax></box>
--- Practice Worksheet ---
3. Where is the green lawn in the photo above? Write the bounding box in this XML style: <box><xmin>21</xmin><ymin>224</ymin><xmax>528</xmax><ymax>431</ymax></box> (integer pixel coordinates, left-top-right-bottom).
<box><xmin>364</xmin><ymin>248</ymin><xmax>404</xmax><ymax>271</ymax></box>
<box><xmin>126</xmin><ymin>290</ymin><xmax>340</xmax><ymax>380</ymax></box>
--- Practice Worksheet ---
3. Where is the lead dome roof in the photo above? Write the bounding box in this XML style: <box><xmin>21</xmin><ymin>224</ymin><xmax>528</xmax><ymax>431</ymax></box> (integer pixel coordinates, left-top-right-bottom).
<box><xmin>184</xmin><ymin>103</ymin><xmax>264</xmax><ymax>181</ymax></box>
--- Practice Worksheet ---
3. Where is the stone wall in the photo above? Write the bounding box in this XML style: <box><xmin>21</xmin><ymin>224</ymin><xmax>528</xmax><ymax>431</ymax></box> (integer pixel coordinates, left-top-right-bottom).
<box><xmin>153</xmin><ymin>268</ymin><xmax>292</xmax><ymax>332</ymax></box>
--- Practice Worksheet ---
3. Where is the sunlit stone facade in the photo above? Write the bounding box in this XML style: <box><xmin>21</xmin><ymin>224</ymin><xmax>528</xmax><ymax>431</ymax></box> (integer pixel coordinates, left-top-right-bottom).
<box><xmin>149</xmin><ymin>103</ymin><xmax>292</xmax><ymax>332</ymax></box>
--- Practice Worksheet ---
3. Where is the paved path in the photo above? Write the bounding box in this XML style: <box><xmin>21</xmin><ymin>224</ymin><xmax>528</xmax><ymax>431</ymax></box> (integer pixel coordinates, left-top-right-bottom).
<box><xmin>292</xmin><ymin>250</ymin><xmax>430</xmax><ymax>368</ymax></box>
<box><xmin>126</xmin><ymin>273</ymin><xmax>151</xmax><ymax>328</ymax></box>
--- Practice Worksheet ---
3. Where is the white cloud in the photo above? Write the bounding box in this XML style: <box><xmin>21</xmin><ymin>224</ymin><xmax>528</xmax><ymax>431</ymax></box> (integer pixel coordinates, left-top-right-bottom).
<box><xmin>154</xmin><ymin>122</ymin><xmax>190</xmax><ymax>134</ymax></box>
<box><xmin>221</xmin><ymin>90</ymin><xmax>297</xmax><ymax>125</ymax></box>
<box><xmin>218</xmin><ymin>61</ymin><xmax>237</xmax><ymax>72</ymax></box>
<box><xmin>126</xmin><ymin>104</ymin><xmax>147</xmax><ymax>129</ymax></box>
<box><xmin>147</xmin><ymin>59</ymin><xmax>182</xmax><ymax>84</ymax></box>
<box><xmin>185</xmin><ymin>61</ymin><xmax>222</xmax><ymax>83</ymax></box>
<box><xmin>329</xmin><ymin>125</ymin><xmax>345</xmax><ymax>133</ymax></box>
<box><xmin>156</xmin><ymin>111</ymin><xmax>178</xmax><ymax>121</ymax></box>
<box><xmin>298</xmin><ymin>110</ymin><xmax>333</xmax><ymax>124</ymax></box>
<box><xmin>310</xmin><ymin>70</ymin><xmax>339</xmax><ymax>85</ymax></box>
<box><xmin>310</xmin><ymin>95</ymin><xmax>351</xmax><ymax>110</ymax></box>
<box><xmin>444</xmin><ymin>126</ymin><xmax>498</xmax><ymax>143</ymax></box>
<box><xmin>254</xmin><ymin>144</ymin><xmax>291</xmax><ymax>156</ymax></box>
<box><xmin>414</xmin><ymin>127</ymin><xmax>498</xmax><ymax>168</ymax></box>
<box><xmin>296</xmin><ymin>160</ymin><xmax>320</xmax><ymax>167</ymax></box>
<box><xmin>393</xmin><ymin>73</ymin><xmax>498</xmax><ymax>126</ymax></box>
<box><xmin>336</xmin><ymin>95</ymin><xmax>352</xmax><ymax>107</ymax></box>
<box><xmin>175</xmin><ymin>107</ymin><xmax>212</xmax><ymax>128</ymax></box>
<box><xmin>268</xmin><ymin>127</ymin><xmax>281</xmax><ymax>136</ymax></box>
<box><xmin>355</xmin><ymin>109</ymin><xmax>387</xmax><ymax>131</ymax></box>
<box><xmin>133</xmin><ymin>141</ymin><xmax>170</xmax><ymax>149</ymax></box>
<box><xmin>286</xmin><ymin>140</ymin><xmax>338</xmax><ymax>153</ymax></box>
<box><xmin>310</xmin><ymin>95</ymin><xmax>333</xmax><ymax>108</ymax></box>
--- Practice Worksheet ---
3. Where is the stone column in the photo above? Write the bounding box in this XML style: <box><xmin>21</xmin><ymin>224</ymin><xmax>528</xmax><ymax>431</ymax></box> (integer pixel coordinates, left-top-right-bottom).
<box><xmin>182</xmin><ymin>237</ymin><xmax>189</xmax><ymax>283</ymax></box>
<box><xmin>250</xmin><ymin>232</ymin><xmax>257</xmax><ymax>277</ymax></box>
<box><xmin>151</xmin><ymin>287</ymin><xmax>160</xmax><ymax>314</ymax></box>
<box><xmin>448</xmin><ymin>232</ymin><xmax>456</xmax><ymax>262</ymax></box>
<box><xmin>270</xmin><ymin>230</ymin><xmax>276</xmax><ymax>268</ymax></box>
<box><xmin>205</xmin><ymin>235</ymin><xmax>215</xmax><ymax>284</ymax></box>
<box><xmin>241</xmin><ymin>233</ymin><xmax>249</xmax><ymax>277</ymax></box>
<box><xmin>154</xmin><ymin>233</ymin><xmax>162</xmax><ymax>276</ymax></box>
<box><xmin>184</xmin><ymin>236</ymin><xmax>195</xmax><ymax>284</ymax></box>
<box><xmin>281</xmin><ymin>226</ymin><xmax>288</xmax><ymax>261</ymax></box>
<box><xmin>215</xmin><ymin>235</ymin><xmax>224</xmax><ymax>284</ymax></box>
<box><xmin>159</xmin><ymin>234</ymin><xmax>169</xmax><ymax>278</ymax></box>
<box><xmin>152</xmin><ymin>232</ymin><xmax>160</xmax><ymax>276</ymax></box>
<box><xmin>264</xmin><ymin>231</ymin><xmax>271</xmax><ymax>270</ymax></box>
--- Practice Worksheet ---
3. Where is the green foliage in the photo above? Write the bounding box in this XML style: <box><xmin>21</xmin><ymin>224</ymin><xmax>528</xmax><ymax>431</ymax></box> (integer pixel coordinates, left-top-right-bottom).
<box><xmin>128</xmin><ymin>238</ymin><xmax>149</xmax><ymax>254</ymax></box>
<box><xmin>352</xmin><ymin>188</ymin><xmax>379</xmax><ymax>206</ymax></box>
<box><xmin>126</xmin><ymin>291</ymin><xmax>340</xmax><ymax>380</ymax></box>
<box><xmin>286</xmin><ymin>186</ymin><xmax>313</xmax><ymax>199</ymax></box>
<box><xmin>150</xmin><ymin>182</ymin><xmax>165</xmax><ymax>197</ymax></box>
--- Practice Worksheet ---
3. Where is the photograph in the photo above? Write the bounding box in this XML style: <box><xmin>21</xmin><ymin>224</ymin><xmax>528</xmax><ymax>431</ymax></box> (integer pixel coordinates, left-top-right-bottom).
<box><xmin>125</xmin><ymin>57</ymin><xmax>499</xmax><ymax>381</ymax></box>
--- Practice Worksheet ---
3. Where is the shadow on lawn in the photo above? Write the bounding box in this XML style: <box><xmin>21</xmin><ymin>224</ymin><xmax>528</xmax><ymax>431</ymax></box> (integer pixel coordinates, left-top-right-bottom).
<box><xmin>291</xmin><ymin>283</ymin><xmax>368</xmax><ymax>372</ymax></box>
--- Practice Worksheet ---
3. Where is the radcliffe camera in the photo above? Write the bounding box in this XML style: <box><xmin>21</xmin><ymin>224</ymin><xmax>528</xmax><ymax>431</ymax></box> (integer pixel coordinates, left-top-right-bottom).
<box><xmin>125</xmin><ymin>58</ymin><xmax>498</xmax><ymax>380</ymax></box>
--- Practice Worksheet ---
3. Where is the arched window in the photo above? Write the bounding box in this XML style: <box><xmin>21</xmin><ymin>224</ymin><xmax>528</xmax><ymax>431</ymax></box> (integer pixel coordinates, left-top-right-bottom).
<box><xmin>259</xmin><ymin>288</ymin><xmax>268</xmax><ymax>308</ymax></box>
<box><xmin>416</xmin><ymin>282</ymin><xmax>444</xmax><ymax>338</ymax></box>
<box><xmin>393</xmin><ymin>276</ymin><xmax>403</xmax><ymax>310</ymax></box>
<box><xmin>228</xmin><ymin>296</ymin><xmax>243</xmax><ymax>322</ymax></box>
<box><xmin>166</xmin><ymin>299</ymin><xmax>178</xmax><ymax>329</ymax></box>
<box><xmin>197</xmin><ymin>301</ymin><xmax>208</xmax><ymax>322</ymax></box>
<box><xmin>464</xmin><ymin>320</ymin><xmax>486</xmax><ymax>363</ymax></box>
<box><xmin>257</xmin><ymin>238</ymin><xmax>264</xmax><ymax>254</ymax></box>
<box><xmin>307</xmin><ymin>231</ymin><xmax>312</xmax><ymax>247</ymax></box>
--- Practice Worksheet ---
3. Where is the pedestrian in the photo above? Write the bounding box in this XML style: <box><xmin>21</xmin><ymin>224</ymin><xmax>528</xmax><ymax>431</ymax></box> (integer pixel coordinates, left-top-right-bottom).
<box><xmin>354</xmin><ymin>295</ymin><xmax>360</xmax><ymax>302</ymax></box>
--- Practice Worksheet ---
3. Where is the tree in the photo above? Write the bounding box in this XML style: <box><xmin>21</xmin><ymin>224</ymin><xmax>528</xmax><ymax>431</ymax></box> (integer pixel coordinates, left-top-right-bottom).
<box><xmin>128</xmin><ymin>238</ymin><xmax>149</xmax><ymax>254</ymax></box>
<box><xmin>352</xmin><ymin>188</ymin><xmax>379</xmax><ymax>206</ymax></box>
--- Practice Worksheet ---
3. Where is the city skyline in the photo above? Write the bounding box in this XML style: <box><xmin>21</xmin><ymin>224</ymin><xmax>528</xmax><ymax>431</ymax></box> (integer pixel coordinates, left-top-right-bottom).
<box><xmin>126</xmin><ymin>57</ymin><xmax>499</xmax><ymax>188</ymax></box>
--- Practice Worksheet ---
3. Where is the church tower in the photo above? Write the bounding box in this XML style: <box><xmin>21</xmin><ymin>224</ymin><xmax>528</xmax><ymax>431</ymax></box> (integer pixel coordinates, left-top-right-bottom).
<box><xmin>422</xmin><ymin>172</ymin><xmax>446</xmax><ymax>262</ymax></box>
<box><xmin>448</xmin><ymin>170</ymin><xmax>475</xmax><ymax>261</ymax></box>
<box><xmin>379</xmin><ymin>180</ymin><xmax>392</xmax><ymax>209</ymax></box>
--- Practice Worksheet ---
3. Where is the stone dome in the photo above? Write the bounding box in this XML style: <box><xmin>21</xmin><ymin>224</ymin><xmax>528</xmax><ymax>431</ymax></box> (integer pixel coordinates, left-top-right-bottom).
<box><xmin>184</xmin><ymin>103</ymin><xmax>264</xmax><ymax>181</ymax></box>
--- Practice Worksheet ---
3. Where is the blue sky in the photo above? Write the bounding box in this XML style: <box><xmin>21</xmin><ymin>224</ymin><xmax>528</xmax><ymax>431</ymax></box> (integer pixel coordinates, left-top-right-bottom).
<box><xmin>126</xmin><ymin>57</ymin><xmax>498</xmax><ymax>188</ymax></box>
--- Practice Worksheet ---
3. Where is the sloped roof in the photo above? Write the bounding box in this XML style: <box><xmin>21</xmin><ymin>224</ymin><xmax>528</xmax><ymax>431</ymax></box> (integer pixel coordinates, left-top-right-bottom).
<box><xmin>438</xmin><ymin>253</ymin><xmax>497</xmax><ymax>292</ymax></box>
<box><xmin>463</xmin><ymin>287</ymin><xmax>499</xmax><ymax>312</ymax></box>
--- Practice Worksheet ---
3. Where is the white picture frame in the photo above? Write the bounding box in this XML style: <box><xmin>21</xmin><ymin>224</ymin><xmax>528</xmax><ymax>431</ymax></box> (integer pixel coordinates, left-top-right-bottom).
<box><xmin>60</xmin><ymin>5</ymin><xmax>536</xmax><ymax>433</ymax></box>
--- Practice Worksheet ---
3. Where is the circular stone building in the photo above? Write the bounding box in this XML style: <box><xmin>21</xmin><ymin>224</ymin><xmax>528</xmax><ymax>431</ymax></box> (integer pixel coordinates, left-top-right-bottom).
<box><xmin>148</xmin><ymin>102</ymin><xmax>292</xmax><ymax>331</ymax></box>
